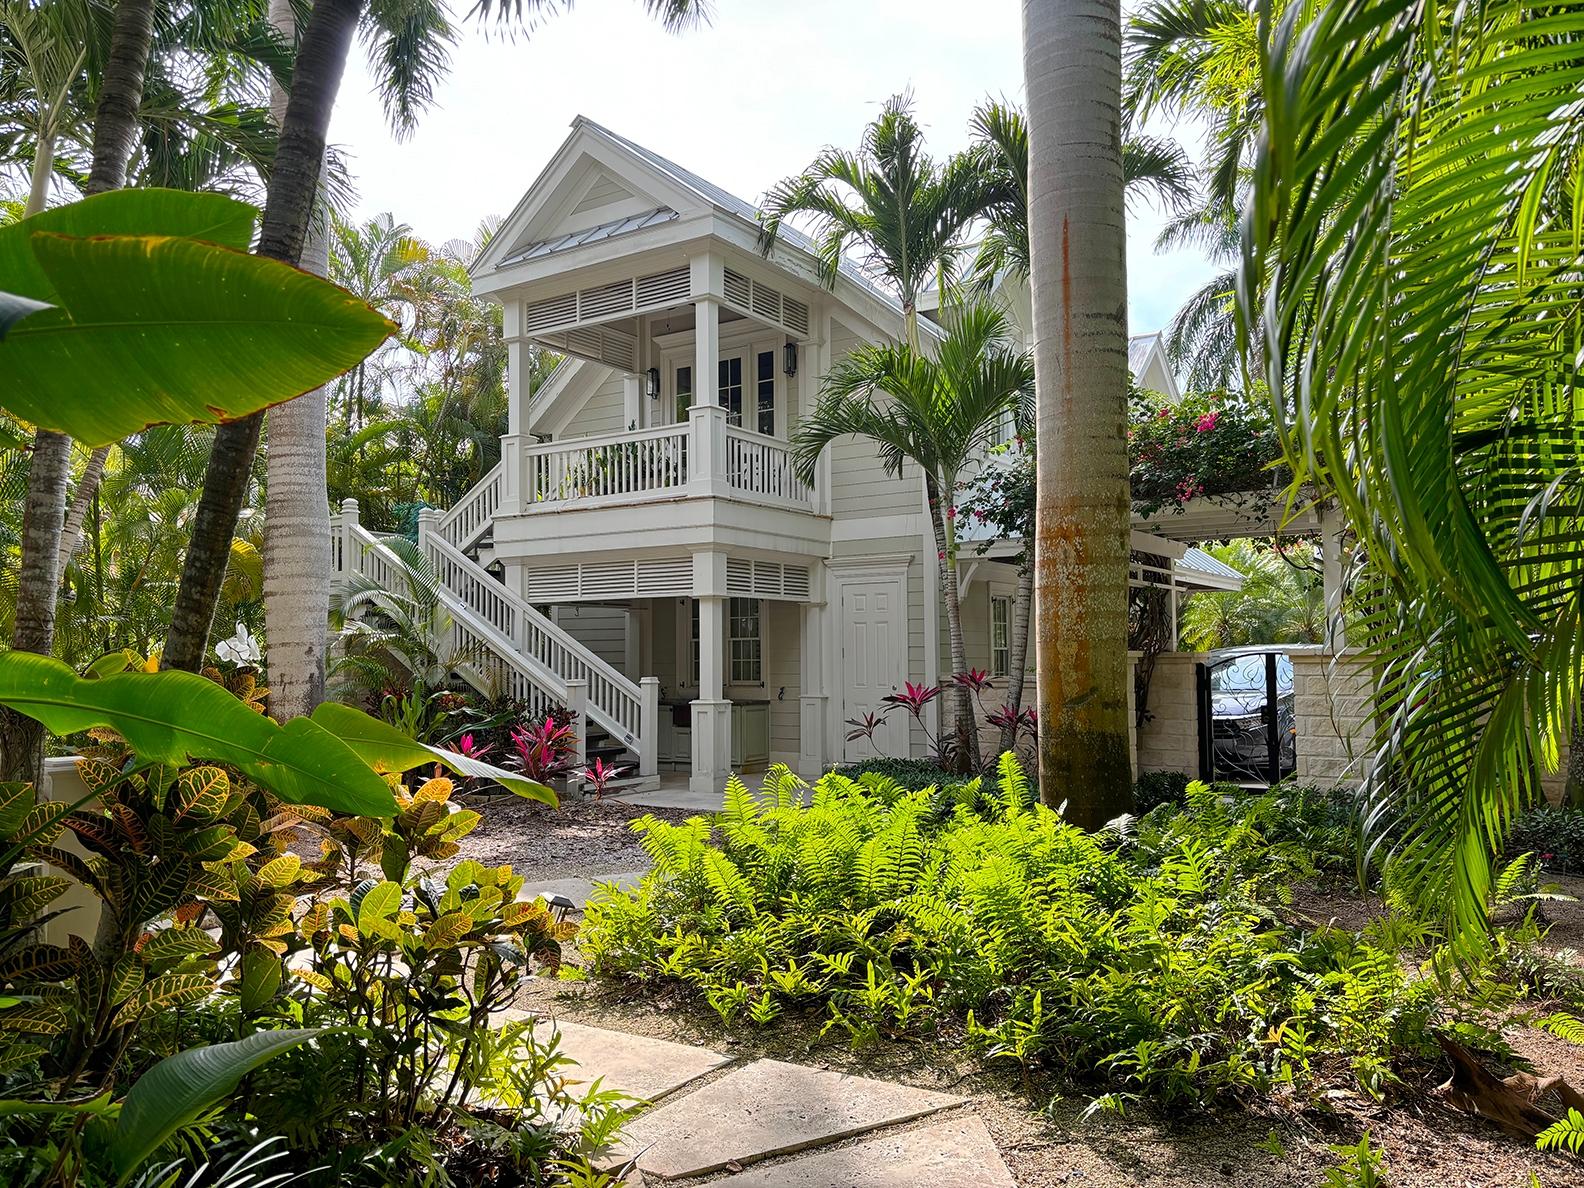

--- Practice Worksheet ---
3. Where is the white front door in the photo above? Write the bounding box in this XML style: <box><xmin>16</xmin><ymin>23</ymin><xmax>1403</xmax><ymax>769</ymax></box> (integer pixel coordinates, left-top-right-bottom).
<box><xmin>838</xmin><ymin>575</ymin><xmax>907</xmax><ymax>762</ymax></box>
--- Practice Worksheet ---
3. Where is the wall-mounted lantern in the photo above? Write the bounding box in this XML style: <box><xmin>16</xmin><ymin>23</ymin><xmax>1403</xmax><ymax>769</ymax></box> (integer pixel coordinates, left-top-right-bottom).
<box><xmin>782</xmin><ymin>343</ymin><xmax>799</xmax><ymax>377</ymax></box>
<box><xmin>645</xmin><ymin>367</ymin><xmax>660</xmax><ymax>399</ymax></box>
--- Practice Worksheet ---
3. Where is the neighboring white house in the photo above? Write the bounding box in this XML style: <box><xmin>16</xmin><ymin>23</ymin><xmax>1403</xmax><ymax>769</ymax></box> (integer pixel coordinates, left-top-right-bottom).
<box><xmin>333</xmin><ymin>117</ymin><xmax>1238</xmax><ymax>793</ymax></box>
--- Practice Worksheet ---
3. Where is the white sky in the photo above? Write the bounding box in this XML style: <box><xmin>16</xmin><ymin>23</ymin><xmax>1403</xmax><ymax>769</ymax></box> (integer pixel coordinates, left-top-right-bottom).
<box><xmin>328</xmin><ymin>0</ymin><xmax>1217</xmax><ymax>336</ymax></box>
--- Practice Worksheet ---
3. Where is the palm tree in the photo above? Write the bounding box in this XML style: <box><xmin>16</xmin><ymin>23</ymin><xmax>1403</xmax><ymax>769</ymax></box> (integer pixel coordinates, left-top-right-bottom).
<box><xmin>759</xmin><ymin>92</ymin><xmax>987</xmax><ymax>350</ymax></box>
<box><xmin>964</xmin><ymin>98</ymin><xmax>1195</xmax><ymax>741</ymax></box>
<box><xmin>164</xmin><ymin>0</ymin><xmax>711</xmax><ymax>676</ymax></box>
<box><xmin>1</xmin><ymin>0</ymin><xmax>158</xmax><ymax>783</ymax></box>
<box><xmin>1023</xmin><ymin>0</ymin><xmax>1135</xmax><ymax>826</ymax></box>
<box><xmin>968</xmin><ymin>97</ymin><xmax>1195</xmax><ymax>288</ymax></box>
<box><xmin>329</xmin><ymin>211</ymin><xmax>430</xmax><ymax>433</ymax></box>
<box><xmin>792</xmin><ymin>303</ymin><xmax>1034</xmax><ymax>770</ymax></box>
<box><xmin>1242</xmin><ymin>0</ymin><xmax>1584</xmax><ymax>940</ymax></box>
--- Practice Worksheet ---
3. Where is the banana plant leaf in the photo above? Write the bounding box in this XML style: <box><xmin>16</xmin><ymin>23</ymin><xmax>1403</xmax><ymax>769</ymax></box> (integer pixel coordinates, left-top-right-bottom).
<box><xmin>0</xmin><ymin>189</ymin><xmax>258</xmax><ymax>304</ymax></box>
<box><xmin>107</xmin><ymin>1029</ymin><xmax>321</xmax><ymax>1182</ymax></box>
<box><xmin>0</xmin><ymin>233</ymin><xmax>394</xmax><ymax>445</ymax></box>
<box><xmin>310</xmin><ymin>701</ymin><xmax>558</xmax><ymax>805</ymax></box>
<box><xmin>0</xmin><ymin>654</ymin><xmax>396</xmax><ymax>817</ymax></box>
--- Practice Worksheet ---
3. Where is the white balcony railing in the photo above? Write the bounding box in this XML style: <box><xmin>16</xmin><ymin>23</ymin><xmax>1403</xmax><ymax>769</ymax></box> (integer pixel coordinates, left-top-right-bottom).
<box><xmin>724</xmin><ymin>424</ymin><xmax>814</xmax><ymax>506</ymax></box>
<box><xmin>523</xmin><ymin>423</ymin><xmax>689</xmax><ymax>508</ymax></box>
<box><xmin>511</xmin><ymin>410</ymin><xmax>817</xmax><ymax>515</ymax></box>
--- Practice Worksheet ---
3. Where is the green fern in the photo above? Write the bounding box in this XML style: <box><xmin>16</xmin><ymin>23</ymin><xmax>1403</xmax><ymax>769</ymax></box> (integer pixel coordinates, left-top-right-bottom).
<box><xmin>1538</xmin><ymin>1107</ymin><xmax>1584</xmax><ymax>1155</ymax></box>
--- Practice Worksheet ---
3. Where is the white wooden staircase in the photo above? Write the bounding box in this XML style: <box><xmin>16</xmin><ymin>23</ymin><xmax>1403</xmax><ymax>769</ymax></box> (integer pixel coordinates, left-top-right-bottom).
<box><xmin>331</xmin><ymin>478</ymin><xmax>659</xmax><ymax>789</ymax></box>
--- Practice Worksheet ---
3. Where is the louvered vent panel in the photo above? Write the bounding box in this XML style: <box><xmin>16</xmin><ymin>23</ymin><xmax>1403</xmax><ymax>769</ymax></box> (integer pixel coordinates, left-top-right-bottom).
<box><xmin>636</xmin><ymin>557</ymin><xmax>693</xmax><ymax>595</ymax></box>
<box><xmin>726</xmin><ymin>557</ymin><xmax>754</xmax><ymax>595</ymax></box>
<box><xmin>600</xmin><ymin>335</ymin><xmax>636</xmax><ymax>370</ymax></box>
<box><xmin>525</xmin><ymin>567</ymin><xmax>579</xmax><ymax>600</ymax></box>
<box><xmin>636</xmin><ymin>267</ymin><xmax>689</xmax><ymax>307</ymax></box>
<box><xmin>723</xmin><ymin>269</ymin><xmax>751</xmax><ymax>309</ymax></box>
<box><xmin>579</xmin><ymin>279</ymin><xmax>635</xmax><ymax>320</ymax></box>
<box><xmin>753</xmin><ymin>560</ymin><xmax>783</xmax><ymax>596</ymax></box>
<box><xmin>524</xmin><ymin>292</ymin><xmax>577</xmax><ymax>332</ymax></box>
<box><xmin>581</xmin><ymin>561</ymin><xmax>637</xmax><ymax>598</ymax></box>
<box><xmin>750</xmin><ymin>282</ymin><xmax>781</xmax><ymax>323</ymax></box>
<box><xmin>782</xmin><ymin>297</ymin><xmax>810</xmax><ymax>336</ymax></box>
<box><xmin>565</xmin><ymin>327</ymin><xmax>603</xmax><ymax>358</ymax></box>
<box><xmin>783</xmin><ymin>566</ymin><xmax>811</xmax><ymax>599</ymax></box>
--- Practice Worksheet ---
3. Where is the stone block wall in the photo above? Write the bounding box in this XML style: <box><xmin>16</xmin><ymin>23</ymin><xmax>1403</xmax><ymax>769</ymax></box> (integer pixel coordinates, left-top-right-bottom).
<box><xmin>1134</xmin><ymin>652</ymin><xmax>1204</xmax><ymax>776</ymax></box>
<box><xmin>1292</xmin><ymin>651</ymin><xmax>1374</xmax><ymax>787</ymax></box>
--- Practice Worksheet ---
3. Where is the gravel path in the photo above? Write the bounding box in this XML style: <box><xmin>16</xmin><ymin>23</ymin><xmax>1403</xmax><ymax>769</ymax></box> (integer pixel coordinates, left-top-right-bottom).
<box><xmin>456</xmin><ymin>793</ymin><xmax>692</xmax><ymax>881</ymax></box>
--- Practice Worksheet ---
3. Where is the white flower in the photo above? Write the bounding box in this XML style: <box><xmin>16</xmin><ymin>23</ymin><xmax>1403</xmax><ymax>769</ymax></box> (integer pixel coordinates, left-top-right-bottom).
<box><xmin>215</xmin><ymin>623</ymin><xmax>261</xmax><ymax>665</ymax></box>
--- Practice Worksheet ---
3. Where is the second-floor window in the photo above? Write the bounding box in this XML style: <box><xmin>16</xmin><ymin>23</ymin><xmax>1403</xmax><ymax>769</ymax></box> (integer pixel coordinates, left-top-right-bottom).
<box><xmin>719</xmin><ymin>357</ymin><xmax>744</xmax><ymax>426</ymax></box>
<box><xmin>755</xmin><ymin>350</ymin><xmax>776</xmax><ymax>436</ymax></box>
<box><xmin>991</xmin><ymin>595</ymin><xmax>1011</xmax><ymax>677</ymax></box>
<box><xmin>674</xmin><ymin>364</ymin><xmax>692</xmax><ymax>424</ymax></box>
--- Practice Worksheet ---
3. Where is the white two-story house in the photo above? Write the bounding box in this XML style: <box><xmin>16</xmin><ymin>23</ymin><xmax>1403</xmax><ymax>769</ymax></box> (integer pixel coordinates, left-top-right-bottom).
<box><xmin>334</xmin><ymin>117</ymin><xmax>1240</xmax><ymax>794</ymax></box>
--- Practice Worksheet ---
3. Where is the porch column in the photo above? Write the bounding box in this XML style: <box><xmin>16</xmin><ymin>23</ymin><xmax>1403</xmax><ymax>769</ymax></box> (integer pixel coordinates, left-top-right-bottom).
<box><xmin>501</xmin><ymin>299</ymin><xmax>527</xmax><ymax>515</ymax></box>
<box><xmin>1321</xmin><ymin>502</ymin><xmax>1346</xmax><ymax>651</ymax></box>
<box><xmin>798</xmin><ymin>594</ymin><xmax>828</xmax><ymax>777</ymax></box>
<box><xmin>690</xmin><ymin>551</ymin><xmax>732</xmax><ymax>795</ymax></box>
<box><xmin>689</xmin><ymin>294</ymin><xmax>730</xmax><ymax>497</ymax></box>
<box><xmin>564</xmin><ymin>679</ymin><xmax>588</xmax><ymax>798</ymax></box>
<box><xmin>639</xmin><ymin>676</ymin><xmax>660</xmax><ymax>779</ymax></box>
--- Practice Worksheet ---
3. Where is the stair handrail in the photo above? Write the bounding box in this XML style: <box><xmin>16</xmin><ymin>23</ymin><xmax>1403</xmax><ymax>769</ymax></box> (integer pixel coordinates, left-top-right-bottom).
<box><xmin>341</xmin><ymin>519</ymin><xmax>571</xmax><ymax>699</ymax></box>
<box><xmin>437</xmin><ymin>460</ymin><xmax>503</xmax><ymax>552</ymax></box>
<box><xmin>418</xmin><ymin>527</ymin><xmax>649</xmax><ymax>754</ymax></box>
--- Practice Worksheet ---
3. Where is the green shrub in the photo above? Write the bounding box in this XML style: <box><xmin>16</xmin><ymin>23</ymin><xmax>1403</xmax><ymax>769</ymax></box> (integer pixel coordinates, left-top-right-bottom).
<box><xmin>1507</xmin><ymin>805</ymin><xmax>1584</xmax><ymax>875</ymax></box>
<box><xmin>831</xmin><ymin>756</ymin><xmax>961</xmax><ymax>790</ymax></box>
<box><xmin>581</xmin><ymin>758</ymin><xmax>1447</xmax><ymax>1107</ymax></box>
<box><xmin>1133</xmin><ymin>769</ymin><xmax>1192</xmax><ymax>812</ymax></box>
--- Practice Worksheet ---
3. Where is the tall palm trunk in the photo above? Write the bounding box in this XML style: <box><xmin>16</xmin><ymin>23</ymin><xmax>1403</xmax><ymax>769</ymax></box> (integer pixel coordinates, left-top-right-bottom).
<box><xmin>1001</xmin><ymin>558</ymin><xmax>1034</xmax><ymax>752</ymax></box>
<box><xmin>262</xmin><ymin>0</ymin><xmax>331</xmax><ymax>719</ymax></box>
<box><xmin>1</xmin><ymin>0</ymin><xmax>156</xmax><ymax>784</ymax></box>
<box><xmin>163</xmin><ymin>0</ymin><xmax>363</xmax><ymax>673</ymax></box>
<box><xmin>926</xmin><ymin>476</ymin><xmax>980</xmax><ymax>770</ymax></box>
<box><xmin>1024</xmin><ymin>0</ymin><xmax>1135</xmax><ymax>825</ymax></box>
<box><xmin>56</xmin><ymin>445</ymin><xmax>111</xmax><ymax>583</ymax></box>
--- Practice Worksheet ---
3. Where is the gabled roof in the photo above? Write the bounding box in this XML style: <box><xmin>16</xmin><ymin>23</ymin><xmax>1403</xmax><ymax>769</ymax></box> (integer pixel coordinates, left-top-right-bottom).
<box><xmin>583</xmin><ymin>118</ymin><xmax>908</xmax><ymax>320</ymax></box>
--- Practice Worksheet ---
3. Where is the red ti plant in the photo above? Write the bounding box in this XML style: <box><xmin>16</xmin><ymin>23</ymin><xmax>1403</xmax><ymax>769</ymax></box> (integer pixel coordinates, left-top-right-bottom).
<box><xmin>845</xmin><ymin>710</ymin><xmax>886</xmax><ymax>745</ymax></box>
<box><xmin>509</xmin><ymin>712</ymin><xmax>579</xmax><ymax>783</ymax></box>
<box><xmin>578</xmin><ymin>756</ymin><xmax>627</xmax><ymax>800</ymax></box>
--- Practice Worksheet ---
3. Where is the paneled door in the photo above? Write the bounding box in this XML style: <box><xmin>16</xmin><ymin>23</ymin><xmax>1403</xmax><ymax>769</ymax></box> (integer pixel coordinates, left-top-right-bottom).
<box><xmin>838</xmin><ymin>573</ymin><xmax>907</xmax><ymax>762</ymax></box>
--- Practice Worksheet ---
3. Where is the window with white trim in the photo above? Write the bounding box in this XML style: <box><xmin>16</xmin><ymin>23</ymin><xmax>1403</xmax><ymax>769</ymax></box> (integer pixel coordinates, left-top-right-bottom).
<box><xmin>755</xmin><ymin>349</ymin><xmax>776</xmax><ymax>435</ymax></box>
<box><xmin>991</xmin><ymin>595</ymin><xmax>1011</xmax><ymax>677</ymax></box>
<box><xmin>689</xmin><ymin>598</ymin><xmax>700</xmax><ymax>687</ymax></box>
<box><xmin>674</xmin><ymin>364</ymin><xmax>692</xmax><ymax>425</ymax></box>
<box><xmin>718</xmin><ymin>356</ymin><xmax>744</xmax><ymax>426</ymax></box>
<box><xmin>729</xmin><ymin>597</ymin><xmax>762</xmax><ymax>684</ymax></box>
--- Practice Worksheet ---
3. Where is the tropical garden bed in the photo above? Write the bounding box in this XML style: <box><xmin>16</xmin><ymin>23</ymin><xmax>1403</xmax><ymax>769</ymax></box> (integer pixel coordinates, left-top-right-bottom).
<box><xmin>470</xmin><ymin>765</ymin><xmax>1584</xmax><ymax>1186</ymax></box>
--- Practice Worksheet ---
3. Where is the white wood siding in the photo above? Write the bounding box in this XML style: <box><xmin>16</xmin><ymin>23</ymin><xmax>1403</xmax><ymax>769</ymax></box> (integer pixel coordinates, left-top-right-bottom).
<box><xmin>827</xmin><ymin>320</ymin><xmax>924</xmax><ymax>519</ymax></box>
<box><xmin>569</xmin><ymin>372</ymin><xmax>628</xmax><ymax>438</ymax></box>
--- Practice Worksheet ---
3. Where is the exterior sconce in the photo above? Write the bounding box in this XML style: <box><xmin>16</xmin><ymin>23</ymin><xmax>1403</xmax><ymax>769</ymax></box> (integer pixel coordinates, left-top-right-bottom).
<box><xmin>645</xmin><ymin>367</ymin><xmax>660</xmax><ymax>399</ymax></box>
<box><xmin>782</xmin><ymin>343</ymin><xmax>798</xmax><ymax>377</ymax></box>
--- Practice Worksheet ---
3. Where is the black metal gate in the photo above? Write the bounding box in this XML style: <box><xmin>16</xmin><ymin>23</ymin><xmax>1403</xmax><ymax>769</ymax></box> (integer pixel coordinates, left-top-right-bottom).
<box><xmin>1196</xmin><ymin>650</ymin><xmax>1295</xmax><ymax>787</ymax></box>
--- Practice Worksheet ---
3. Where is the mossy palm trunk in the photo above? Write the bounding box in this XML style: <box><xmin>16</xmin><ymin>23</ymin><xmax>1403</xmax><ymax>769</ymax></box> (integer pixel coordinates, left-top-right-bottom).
<box><xmin>1</xmin><ymin>0</ymin><xmax>157</xmax><ymax>783</ymax></box>
<box><xmin>1023</xmin><ymin>0</ymin><xmax>1135</xmax><ymax>826</ymax></box>
<box><xmin>163</xmin><ymin>0</ymin><xmax>363</xmax><ymax>673</ymax></box>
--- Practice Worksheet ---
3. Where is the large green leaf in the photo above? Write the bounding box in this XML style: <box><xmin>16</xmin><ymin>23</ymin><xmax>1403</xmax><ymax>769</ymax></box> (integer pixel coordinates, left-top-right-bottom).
<box><xmin>0</xmin><ymin>654</ymin><xmax>396</xmax><ymax>817</ymax></box>
<box><xmin>0</xmin><ymin>189</ymin><xmax>258</xmax><ymax>305</ymax></box>
<box><xmin>108</xmin><ymin>1029</ymin><xmax>320</xmax><ymax>1182</ymax></box>
<box><xmin>310</xmin><ymin>701</ymin><xmax>557</xmax><ymax>805</ymax></box>
<box><xmin>0</xmin><ymin>233</ymin><xmax>395</xmax><ymax>445</ymax></box>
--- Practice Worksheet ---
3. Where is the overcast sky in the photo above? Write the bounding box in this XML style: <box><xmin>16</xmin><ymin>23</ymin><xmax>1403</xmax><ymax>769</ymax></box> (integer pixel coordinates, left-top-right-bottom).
<box><xmin>327</xmin><ymin>0</ymin><xmax>1217</xmax><ymax>337</ymax></box>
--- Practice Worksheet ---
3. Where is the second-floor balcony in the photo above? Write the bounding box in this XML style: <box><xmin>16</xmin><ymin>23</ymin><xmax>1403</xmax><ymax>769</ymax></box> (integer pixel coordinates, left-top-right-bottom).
<box><xmin>503</xmin><ymin>404</ymin><xmax>819</xmax><ymax>517</ymax></box>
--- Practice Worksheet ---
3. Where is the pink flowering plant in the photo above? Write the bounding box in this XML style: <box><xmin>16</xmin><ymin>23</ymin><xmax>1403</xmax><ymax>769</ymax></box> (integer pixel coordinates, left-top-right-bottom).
<box><xmin>1127</xmin><ymin>387</ymin><xmax>1286</xmax><ymax>517</ymax></box>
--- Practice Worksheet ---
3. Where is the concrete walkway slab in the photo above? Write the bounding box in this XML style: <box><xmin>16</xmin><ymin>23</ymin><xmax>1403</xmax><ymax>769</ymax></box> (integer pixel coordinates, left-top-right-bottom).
<box><xmin>714</xmin><ymin>1117</ymin><xmax>1015</xmax><ymax>1187</ymax></box>
<box><xmin>615</xmin><ymin>1058</ymin><xmax>965</xmax><ymax>1180</ymax></box>
<box><xmin>493</xmin><ymin>1011</ymin><xmax>731</xmax><ymax>1103</ymax></box>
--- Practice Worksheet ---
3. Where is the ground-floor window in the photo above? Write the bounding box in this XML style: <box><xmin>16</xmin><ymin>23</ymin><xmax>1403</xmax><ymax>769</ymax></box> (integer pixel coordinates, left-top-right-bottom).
<box><xmin>729</xmin><ymin>597</ymin><xmax>762</xmax><ymax>684</ymax></box>
<box><xmin>991</xmin><ymin>595</ymin><xmax>1011</xmax><ymax>677</ymax></box>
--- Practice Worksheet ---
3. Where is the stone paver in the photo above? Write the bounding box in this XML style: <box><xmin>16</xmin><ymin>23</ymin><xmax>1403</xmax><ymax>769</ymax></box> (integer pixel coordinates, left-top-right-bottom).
<box><xmin>714</xmin><ymin>1117</ymin><xmax>1015</xmax><ymax>1188</ymax></box>
<box><xmin>614</xmin><ymin>1058</ymin><xmax>965</xmax><ymax>1180</ymax></box>
<box><xmin>493</xmin><ymin>1010</ymin><xmax>731</xmax><ymax>1103</ymax></box>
